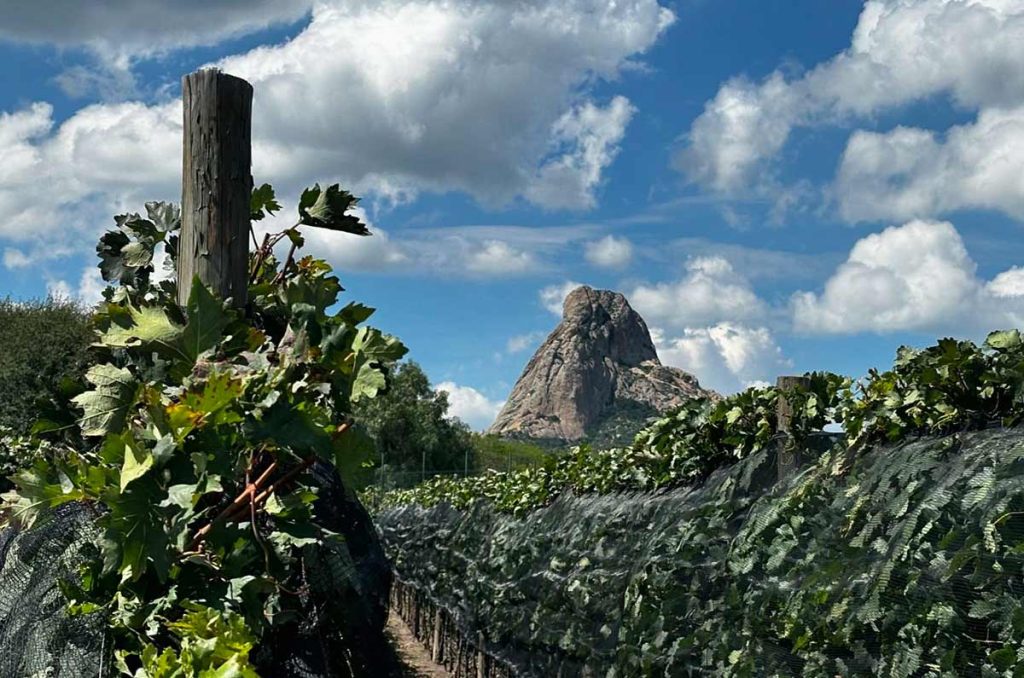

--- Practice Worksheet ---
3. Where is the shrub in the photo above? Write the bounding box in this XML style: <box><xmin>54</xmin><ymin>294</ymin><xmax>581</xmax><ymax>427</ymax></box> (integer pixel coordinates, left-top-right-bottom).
<box><xmin>0</xmin><ymin>297</ymin><xmax>93</xmax><ymax>435</ymax></box>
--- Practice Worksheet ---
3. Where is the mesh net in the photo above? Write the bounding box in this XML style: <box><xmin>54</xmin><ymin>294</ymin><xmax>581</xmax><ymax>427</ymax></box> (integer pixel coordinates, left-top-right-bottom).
<box><xmin>0</xmin><ymin>461</ymin><xmax>397</xmax><ymax>677</ymax></box>
<box><xmin>0</xmin><ymin>502</ymin><xmax>106</xmax><ymax>677</ymax></box>
<box><xmin>377</xmin><ymin>428</ymin><xmax>1024</xmax><ymax>676</ymax></box>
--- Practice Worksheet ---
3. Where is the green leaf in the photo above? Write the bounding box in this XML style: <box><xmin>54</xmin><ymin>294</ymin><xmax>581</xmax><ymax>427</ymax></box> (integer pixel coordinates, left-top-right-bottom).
<box><xmin>145</xmin><ymin>201</ymin><xmax>181</xmax><ymax>233</ymax></box>
<box><xmin>99</xmin><ymin>304</ymin><xmax>183</xmax><ymax>350</ymax></box>
<box><xmin>298</xmin><ymin>183</ymin><xmax>370</xmax><ymax>235</ymax></box>
<box><xmin>181</xmin><ymin>278</ymin><xmax>229</xmax><ymax>362</ymax></box>
<box><xmin>251</xmin><ymin>183</ymin><xmax>281</xmax><ymax>222</ymax></box>
<box><xmin>339</xmin><ymin>302</ymin><xmax>375</xmax><ymax>325</ymax></box>
<box><xmin>167</xmin><ymin>371</ymin><xmax>244</xmax><ymax>439</ymax></box>
<box><xmin>96</xmin><ymin>230</ymin><xmax>134</xmax><ymax>284</ymax></box>
<box><xmin>72</xmin><ymin>364</ymin><xmax>138</xmax><ymax>437</ymax></box>
<box><xmin>986</xmin><ymin>329</ymin><xmax>1022</xmax><ymax>350</ymax></box>
<box><xmin>120</xmin><ymin>436</ymin><xmax>154</xmax><ymax>492</ymax></box>
<box><xmin>351</xmin><ymin>363</ymin><xmax>387</xmax><ymax>402</ymax></box>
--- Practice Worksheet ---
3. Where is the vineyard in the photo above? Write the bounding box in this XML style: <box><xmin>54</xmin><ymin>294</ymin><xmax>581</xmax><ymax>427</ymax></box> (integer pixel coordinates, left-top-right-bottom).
<box><xmin>375</xmin><ymin>333</ymin><xmax>1024</xmax><ymax>676</ymax></box>
<box><xmin>0</xmin><ymin>183</ymin><xmax>408</xmax><ymax>675</ymax></box>
<box><xmin>1</xmin><ymin>67</ymin><xmax>1024</xmax><ymax>678</ymax></box>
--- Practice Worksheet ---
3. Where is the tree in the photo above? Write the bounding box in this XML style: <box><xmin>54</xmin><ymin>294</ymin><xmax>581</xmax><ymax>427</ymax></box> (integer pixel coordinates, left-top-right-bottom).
<box><xmin>0</xmin><ymin>297</ymin><xmax>93</xmax><ymax>435</ymax></box>
<box><xmin>355</xmin><ymin>361</ymin><xmax>475</xmax><ymax>487</ymax></box>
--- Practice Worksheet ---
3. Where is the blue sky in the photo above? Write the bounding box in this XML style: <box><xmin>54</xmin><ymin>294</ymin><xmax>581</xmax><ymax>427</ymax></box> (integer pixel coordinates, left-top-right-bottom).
<box><xmin>1</xmin><ymin>0</ymin><xmax>1023</xmax><ymax>429</ymax></box>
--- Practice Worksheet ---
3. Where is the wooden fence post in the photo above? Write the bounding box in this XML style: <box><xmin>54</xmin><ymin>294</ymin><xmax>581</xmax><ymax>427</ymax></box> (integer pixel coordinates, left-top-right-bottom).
<box><xmin>178</xmin><ymin>69</ymin><xmax>253</xmax><ymax>308</ymax></box>
<box><xmin>776</xmin><ymin>375</ymin><xmax>811</xmax><ymax>481</ymax></box>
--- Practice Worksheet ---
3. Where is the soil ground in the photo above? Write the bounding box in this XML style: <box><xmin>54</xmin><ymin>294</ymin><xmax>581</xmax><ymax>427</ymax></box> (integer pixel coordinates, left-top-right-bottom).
<box><xmin>385</xmin><ymin>609</ymin><xmax>451</xmax><ymax>678</ymax></box>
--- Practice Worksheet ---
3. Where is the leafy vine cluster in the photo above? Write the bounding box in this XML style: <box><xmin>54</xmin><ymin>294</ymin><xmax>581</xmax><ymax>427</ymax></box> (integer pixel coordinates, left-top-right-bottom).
<box><xmin>373</xmin><ymin>330</ymin><xmax>1024</xmax><ymax>516</ymax></box>
<box><xmin>1</xmin><ymin>184</ymin><xmax>407</xmax><ymax>674</ymax></box>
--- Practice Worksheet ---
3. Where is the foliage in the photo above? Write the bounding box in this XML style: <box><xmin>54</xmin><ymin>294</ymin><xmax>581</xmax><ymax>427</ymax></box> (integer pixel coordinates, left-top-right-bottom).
<box><xmin>1</xmin><ymin>184</ymin><xmax>407</xmax><ymax>675</ymax></box>
<box><xmin>470</xmin><ymin>434</ymin><xmax>553</xmax><ymax>473</ymax></box>
<box><xmin>379</xmin><ymin>332</ymin><xmax>1024</xmax><ymax>516</ymax></box>
<box><xmin>353</xmin><ymin>361</ymin><xmax>475</xmax><ymax>488</ymax></box>
<box><xmin>376</xmin><ymin>371</ymin><xmax>845</xmax><ymax>516</ymax></box>
<box><xmin>0</xmin><ymin>297</ymin><xmax>93</xmax><ymax>435</ymax></box>
<box><xmin>380</xmin><ymin>427</ymin><xmax>1024</xmax><ymax>676</ymax></box>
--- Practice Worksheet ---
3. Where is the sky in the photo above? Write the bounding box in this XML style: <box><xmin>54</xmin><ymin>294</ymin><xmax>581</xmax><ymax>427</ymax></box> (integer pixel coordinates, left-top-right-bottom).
<box><xmin>1</xmin><ymin>0</ymin><xmax>1023</xmax><ymax>430</ymax></box>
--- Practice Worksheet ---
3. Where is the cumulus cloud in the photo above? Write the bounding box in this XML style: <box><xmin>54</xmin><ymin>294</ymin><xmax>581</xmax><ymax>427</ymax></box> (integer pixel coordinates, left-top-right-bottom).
<box><xmin>47</xmin><ymin>266</ymin><xmax>107</xmax><ymax>306</ymax></box>
<box><xmin>584</xmin><ymin>234</ymin><xmax>633</xmax><ymax>269</ymax></box>
<box><xmin>465</xmin><ymin>241</ymin><xmax>538</xmax><ymax>276</ymax></box>
<box><xmin>506</xmin><ymin>331</ymin><xmax>547</xmax><ymax>354</ymax></box>
<box><xmin>651</xmin><ymin>324</ymin><xmax>790</xmax><ymax>394</ymax></box>
<box><xmin>219</xmin><ymin>0</ymin><xmax>672</xmax><ymax>208</ymax></box>
<box><xmin>989</xmin><ymin>267</ymin><xmax>1024</xmax><ymax>298</ymax></box>
<box><xmin>539</xmin><ymin>280</ymin><xmax>585</xmax><ymax>315</ymax></box>
<box><xmin>0</xmin><ymin>0</ymin><xmax>674</xmax><ymax>274</ymax></box>
<box><xmin>629</xmin><ymin>256</ymin><xmax>767</xmax><ymax>329</ymax></box>
<box><xmin>0</xmin><ymin>1</ymin><xmax>312</xmax><ymax>58</ymax></box>
<box><xmin>0</xmin><ymin>100</ymin><xmax>179</xmax><ymax>254</ymax></box>
<box><xmin>676</xmin><ymin>0</ymin><xmax>1024</xmax><ymax>221</ymax></box>
<box><xmin>525</xmin><ymin>97</ymin><xmax>636</xmax><ymax>209</ymax></box>
<box><xmin>792</xmin><ymin>219</ymin><xmax>1024</xmax><ymax>333</ymax></box>
<box><xmin>435</xmin><ymin>381</ymin><xmax>505</xmax><ymax>431</ymax></box>
<box><xmin>835</xmin><ymin>107</ymin><xmax>1024</xmax><ymax>221</ymax></box>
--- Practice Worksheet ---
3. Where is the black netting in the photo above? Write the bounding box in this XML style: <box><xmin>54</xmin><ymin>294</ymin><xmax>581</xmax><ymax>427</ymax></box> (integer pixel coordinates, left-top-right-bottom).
<box><xmin>0</xmin><ymin>502</ymin><xmax>106</xmax><ymax>677</ymax></box>
<box><xmin>0</xmin><ymin>462</ymin><xmax>399</xmax><ymax>678</ymax></box>
<box><xmin>377</xmin><ymin>428</ymin><xmax>1024</xmax><ymax>676</ymax></box>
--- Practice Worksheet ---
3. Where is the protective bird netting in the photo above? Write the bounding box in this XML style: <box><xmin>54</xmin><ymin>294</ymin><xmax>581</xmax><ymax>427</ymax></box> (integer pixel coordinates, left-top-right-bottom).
<box><xmin>377</xmin><ymin>428</ymin><xmax>1024</xmax><ymax>676</ymax></box>
<box><xmin>0</xmin><ymin>462</ymin><xmax>398</xmax><ymax>678</ymax></box>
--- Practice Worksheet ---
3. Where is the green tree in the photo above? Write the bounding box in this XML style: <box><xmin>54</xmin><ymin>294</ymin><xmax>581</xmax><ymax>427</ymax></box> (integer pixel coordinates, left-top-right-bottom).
<box><xmin>0</xmin><ymin>297</ymin><xmax>93</xmax><ymax>435</ymax></box>
<box><xmin>355</xmin><ymin>361</ymin><xmax>475</xmax><ymax>487</ymax></box>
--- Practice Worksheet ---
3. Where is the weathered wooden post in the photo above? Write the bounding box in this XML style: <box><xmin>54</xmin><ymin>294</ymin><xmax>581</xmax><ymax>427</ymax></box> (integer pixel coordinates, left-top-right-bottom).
<box><xmin>178</xmin><ymin>69</ymin><xmax>253</xmax><ymax>307</ymax></box>
<box><xmin>776</xmin><ymin>375</ymin><xmax>811</xmax><ymax>481</ymax></box>
<box><xmin>431</xmin><ymin>609</ymin><xmax>443</xmax><ymax>663</ymax></box>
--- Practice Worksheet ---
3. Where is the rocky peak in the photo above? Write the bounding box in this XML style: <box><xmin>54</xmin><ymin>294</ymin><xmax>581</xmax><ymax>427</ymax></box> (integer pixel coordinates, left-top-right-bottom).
<box><xmin>488</xmin><ymin>286</ymin><xmax>714</xmax><ymax>444</ymax></box>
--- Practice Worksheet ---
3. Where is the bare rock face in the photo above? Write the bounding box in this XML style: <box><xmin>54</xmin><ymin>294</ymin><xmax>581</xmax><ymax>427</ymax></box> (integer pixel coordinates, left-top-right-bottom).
<box><xmin>489</xmin><ymin>286</ymin><xmax>715</xmax><ymax>444</ymax></box>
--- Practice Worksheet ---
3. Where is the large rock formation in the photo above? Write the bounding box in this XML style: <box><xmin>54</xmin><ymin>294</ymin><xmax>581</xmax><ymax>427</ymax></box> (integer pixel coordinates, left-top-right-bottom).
<box><xmin>489</xmin><ymin>286</ymin><xmax>714</xmax><ymax>444</ymax></box>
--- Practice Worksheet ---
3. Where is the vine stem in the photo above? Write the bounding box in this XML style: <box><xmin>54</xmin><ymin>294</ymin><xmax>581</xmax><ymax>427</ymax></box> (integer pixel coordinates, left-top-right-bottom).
<box><xmin>186</xmin><ymin>423</ymin><xmax>350</xmax><ymax>552</ymax></box>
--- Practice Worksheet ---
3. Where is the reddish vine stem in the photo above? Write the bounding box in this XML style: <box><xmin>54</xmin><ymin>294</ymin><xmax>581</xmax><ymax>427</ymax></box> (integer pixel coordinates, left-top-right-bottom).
<box><xmin>186</xmin><ymin>423</ymin><xmax>350</xmax><ymax>552</ymax></box>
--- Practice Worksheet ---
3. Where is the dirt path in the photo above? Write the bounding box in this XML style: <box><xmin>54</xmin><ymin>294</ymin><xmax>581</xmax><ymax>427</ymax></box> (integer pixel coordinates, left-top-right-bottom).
<box><xmin>385</xmin><ymin>610</ymin><xmax>451</xmax><ymax>677</ymax></box>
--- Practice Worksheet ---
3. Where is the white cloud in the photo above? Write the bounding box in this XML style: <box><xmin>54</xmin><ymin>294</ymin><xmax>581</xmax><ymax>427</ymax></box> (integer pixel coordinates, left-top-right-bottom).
<box><xmin>0</xmin><ymin>0</ymin><xmax>673</xmax><ymax>278</ymax></box>
<box><xmin>651</xmin><ymin>324</ymin><xmax>790</xmax><ymax>394</ymax></box>
<box><xmin>835</xmin><ymin>107</ymin><xmax>1024</xmax><ymax>221</ymax></box>
<box><xmin>219</xmin><ymin>0</ymin><xmax>672</xmax><ymax>208</ymax></box>
<box><xmin>506</xmin><ymin>331</ymin><xmax>547</xmax><ymax>354</ymax></box>
<box><xmin>629</xmin><ymin>256</ymin><xmax>767</xmax><ymax>329</ymax></box>
<box><xmin>435</xmin><ymin>381</ymin><xmax>505</xmax><ymax>431</ymax></box>
<box><xmin>47</xmin><ymin>266</ymin><xmax>107</xmax><ymax>307</ymax></box>
<box><xmin>988</xmin><ymin>267</ymin><xmax>1024</xmax><ymax>298</ymax></box>
<box><xmin>525</xmin><ymin>96</ymin><xmax>636</xmax><ymax>209</ymax></box>
<box><xmin>676</xmin><ymin>0</ymin><xmax>1024</xmax><ymax>221</ymax></box>
<box><xmin>792</xmin><ymin>219</ymin><xmax>1024</xmax><ymax>333</ymax></box>
<box><xmin>584</xmin><ymin>234</ymin><xmax>633</xmax><ymax>269</ymax></box>
<box><xmin>3</xmin><ymin>249</ymin><xmax>31</xmax><ymax>269</ymax></box>
<box><xmin>0</xmin><ymin>1</ymin><xmax>312</xmax><ymax>58</ymax></box>
<box><xmin>539</xmin><ymin>280</ymin><xmax>584</xmax><ymax>315</ymax></box>
<box><xmin>0</xmin><ymin>99</ymin><xmax>180</xmax><ymax>255</ymax></box>
<box><xmin>465</xmin><ymin>241</ymin><xmax>538</xmax><ymax>276</ymax></box>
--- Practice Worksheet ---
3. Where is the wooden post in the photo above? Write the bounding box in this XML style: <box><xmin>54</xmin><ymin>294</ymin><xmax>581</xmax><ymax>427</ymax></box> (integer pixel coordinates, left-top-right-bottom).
<box><xmin>431</xmin><ymin>609</ymin><xmax>443</xmax><ymax>663</ymax></box>
<box><xmin>776</xmin><ymin>375</ymin><xmax>811</xmax><ymax>480</ymax></box>
<box><xmin>476</xmin><ymin>631</ymin><xmax>487</xmax><ymax>678</ymax></box>
<box><xmin>178</xmin><ymin>69</ymin><xmax>253</xmax><ymax>308</ymax></box>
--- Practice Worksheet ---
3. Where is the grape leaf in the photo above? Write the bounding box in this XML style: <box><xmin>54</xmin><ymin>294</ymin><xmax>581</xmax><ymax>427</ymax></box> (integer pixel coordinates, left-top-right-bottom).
<box><xmin>298</xmin><ymin>183</ymin><xmax>370</xmax><ymax>235</ymax></box>
<box><xmin>251</xmin><ymin>183</ymin><xmax>281</xmax><ymax>222</ymax></box>
<box><xmin>120</xmin><ymin>436</ymin><xmax>154</xmax><ymax>492</ymax></box>
<box><xmin>99</xmin><ymin>304</ymin><xmax>183</xmax><ymax>350</ymax></box>
<box><xmin>181</xmin><ymin>278</ymin><xmax>229</xmax><ymax>362</ymax></box>
<box><xmin>72</xmin><ymin>364</ymin><xmax>138</xmax><ymax>437</ymax></box>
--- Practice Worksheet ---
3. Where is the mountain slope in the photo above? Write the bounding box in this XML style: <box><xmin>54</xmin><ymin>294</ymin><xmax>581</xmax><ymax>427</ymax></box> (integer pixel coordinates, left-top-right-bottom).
<box><xmin>489</xmin><ymin>286</ymin><xmax>714</xmax><ymax>444</ymax></box>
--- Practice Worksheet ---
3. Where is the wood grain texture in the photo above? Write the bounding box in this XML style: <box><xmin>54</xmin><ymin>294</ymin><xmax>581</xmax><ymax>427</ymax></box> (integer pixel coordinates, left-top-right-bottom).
<box><xmin>178</xmin><ymin>69</ymin><xmax>253</xmax><ymax>308</ymax></box>
<box><xmin>776</xmin><ymin>375</ymin><xmax>811</xmax><ymax>480</ymax></box>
